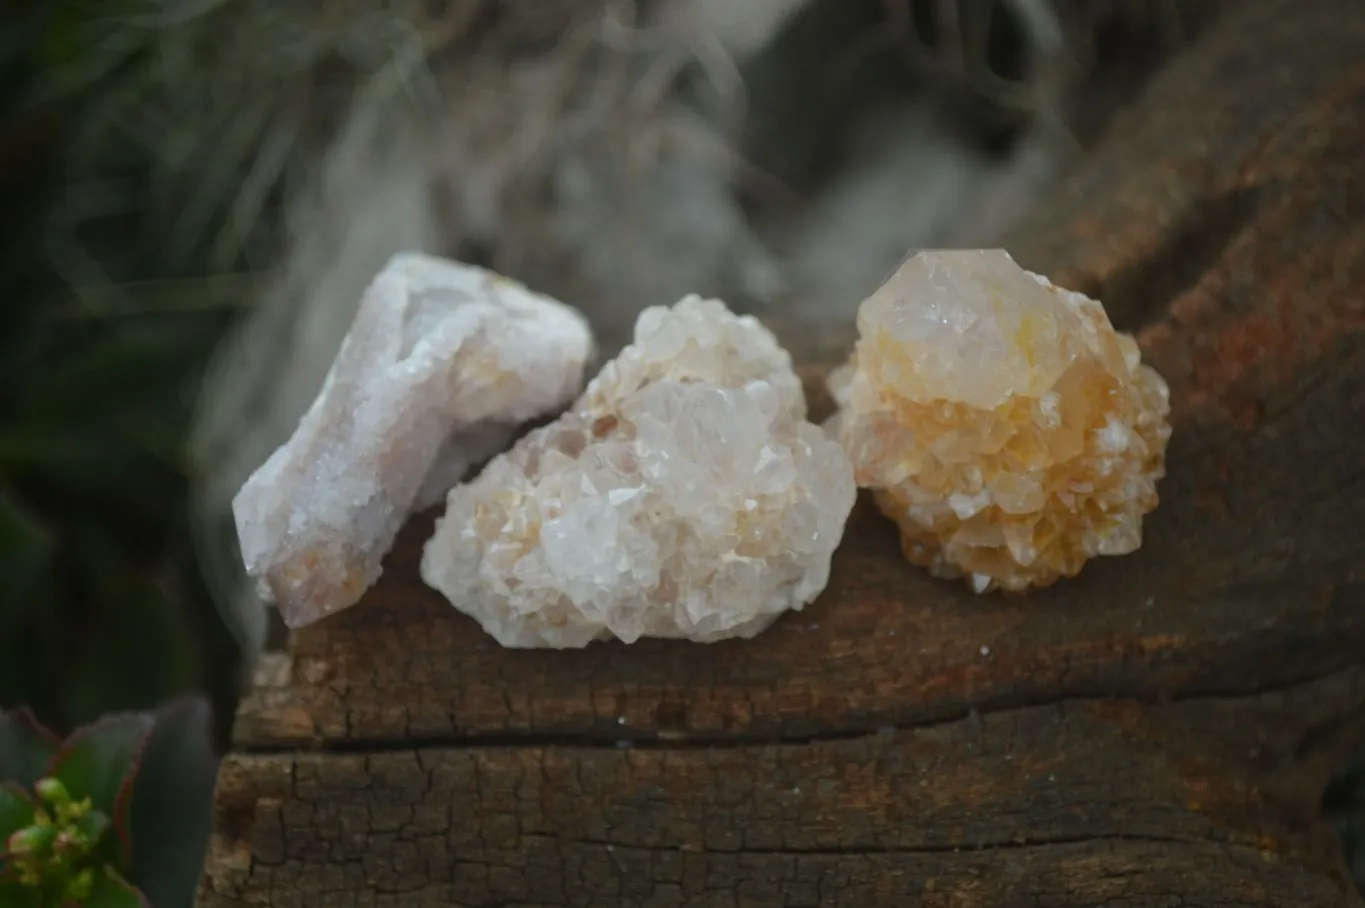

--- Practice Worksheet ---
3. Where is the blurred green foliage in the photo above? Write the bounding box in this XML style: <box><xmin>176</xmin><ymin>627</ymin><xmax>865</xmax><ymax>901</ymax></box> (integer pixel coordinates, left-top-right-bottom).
<box><xmin>0</xmin><ymin>701</ymin><xmax>219</xmax><ymax>907</ymax></box>
<box><xmin>0</xmin><ymin>4</ymin><xmax>241</xmax><ymax>737</ymax></box>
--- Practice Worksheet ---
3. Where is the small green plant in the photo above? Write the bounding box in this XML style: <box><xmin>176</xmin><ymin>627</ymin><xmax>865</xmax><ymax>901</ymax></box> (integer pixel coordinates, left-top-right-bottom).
<box><xmin>0</xmin><ymin>699</ymin><xmax>218</xmax><ymax>907</ymax></box>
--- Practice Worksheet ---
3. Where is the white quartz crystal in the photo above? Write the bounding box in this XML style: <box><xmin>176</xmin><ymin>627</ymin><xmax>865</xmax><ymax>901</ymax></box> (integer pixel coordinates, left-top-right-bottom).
<box><xmin>421</xmin><ymin>296</ymin><xmax>856</xmax><ymax>648</ymax></box>
<box><xmin>233</xmin><ymin>253</ymin><xmax>594</xmax><ymax>628</ymax></box>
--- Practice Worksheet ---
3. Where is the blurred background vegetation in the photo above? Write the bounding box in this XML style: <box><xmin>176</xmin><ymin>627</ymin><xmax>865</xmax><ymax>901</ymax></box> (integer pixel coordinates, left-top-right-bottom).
<box><xmin>0</xmin><ymin>3</ymin><xmax>242</xmax><ymax>744</ymax></box>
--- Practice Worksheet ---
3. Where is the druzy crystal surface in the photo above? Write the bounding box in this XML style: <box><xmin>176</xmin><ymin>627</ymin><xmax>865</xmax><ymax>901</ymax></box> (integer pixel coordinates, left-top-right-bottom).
<box><xmin>828</xmin><ymin>249</ymin><xmax>1171</xmax><ymax>592</ymax></box>
<box><xmin>233</xmin><ymin>253</ymin><xmax>594</xmax><ymax>628</ymax></box>
<box><xmin>421</xmin><ymin>296</ymin><xmax>857</xmax><ymax>648</ymax></box>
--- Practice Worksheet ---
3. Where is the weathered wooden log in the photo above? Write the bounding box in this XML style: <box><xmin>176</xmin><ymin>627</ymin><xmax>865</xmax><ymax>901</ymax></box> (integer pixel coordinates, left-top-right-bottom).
<box><xmin>197</xmin><ymin>0</ymin><xmax>1365</xmax><ymax>903</ymax></box>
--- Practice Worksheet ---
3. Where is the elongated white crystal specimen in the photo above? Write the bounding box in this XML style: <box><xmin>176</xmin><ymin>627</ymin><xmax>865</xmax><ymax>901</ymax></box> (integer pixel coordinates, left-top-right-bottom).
<box><xmin>421</xmin><ymin>296</ymin><xmax>856</xmax><ymax>648</ymax></box>
<box><xmin>233</xmin><ymin>253</ymin><xmax>594</xmax><ymax>628</ymax></box>
<box><xmin>829</xmin><ymin>248</ymin><xmax>1172</xmax><ymax>593</ymax></box>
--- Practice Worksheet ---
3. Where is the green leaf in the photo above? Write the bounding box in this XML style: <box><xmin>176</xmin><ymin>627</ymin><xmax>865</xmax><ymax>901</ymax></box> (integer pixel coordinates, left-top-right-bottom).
<box><xmin>80</xmin><ymin>866</ymin><xmax>150</xmax><ymax>908</ymax></box>
<box><xmin>44</xmin><ymin>714</ymin><xmax>154</xmax><ymax>868</ymax></box>
<box><xmin>0</xmin><ymin>783</ymin><xmax>36</xmax><ymax>842</ymax></box>
<box><xmin>126</xmin><ymin>698</ymin><xmax>218</xmax><ymax>908</ymax></box>
<box><xmin>0</xmin><ymin>708</ymin><xmax>61</xmax><ymax>788</ymax></box>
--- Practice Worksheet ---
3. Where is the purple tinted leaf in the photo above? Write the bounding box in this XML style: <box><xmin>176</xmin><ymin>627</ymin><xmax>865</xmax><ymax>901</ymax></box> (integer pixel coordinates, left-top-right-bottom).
<box><xmin>45</xmin><ymin>713</ymin><xmax>154</xmax><ymax>869</ymax></box>
<box><xmin>0</xmin><ymin>782</ymin><xmax>36</xmax><ymax>844</ymax></box>
<box><xmin>78</xmin><ymin>867</ymin><xmax>151</xmax><ymax>908</ymax></box>
<box><xmin>127</xmin><ymin>697</ymin><xmax>219</xmax><ymax>908</ymax></box>
<box><xmin>0</xmin><ymin>707</ymin><xmax>61</xmax><ymax>789</ymax></box>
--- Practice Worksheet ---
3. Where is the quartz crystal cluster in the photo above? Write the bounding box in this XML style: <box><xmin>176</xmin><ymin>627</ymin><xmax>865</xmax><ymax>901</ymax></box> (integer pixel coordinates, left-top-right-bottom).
<box><xmin>828</xmin><ymin>249</ymin><xmax>1171</xmax><ymax>592</ymax></box>
<box><xmin>233</xmin><ymin>253</ymin><xmax>594</xmax><ymax>628</ymax></box>
<box><xmin>422</xmin><ymin>296</ymin><xmax>857</xmax><ymax>648</ymax></box>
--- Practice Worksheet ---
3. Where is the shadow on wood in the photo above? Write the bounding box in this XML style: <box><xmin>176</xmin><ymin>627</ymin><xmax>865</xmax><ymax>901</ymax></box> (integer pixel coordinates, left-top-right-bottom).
<box><xmin>198</xmin><ymin>0</ymin><xmax>1365</xmax><ymax>903</ymax></box>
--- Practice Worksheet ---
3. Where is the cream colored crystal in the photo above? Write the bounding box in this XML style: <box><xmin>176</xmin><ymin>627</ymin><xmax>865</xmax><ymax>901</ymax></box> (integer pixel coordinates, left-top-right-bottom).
<box><xmin>421</xmin><ymin>296</ymin><xmax>857</xmax><ymax>648</ymax></box>
<box><xmin>233</xmin><ymin>253</ymin><xmax>594</xmax><ymax>628</ymax></box>
<box><xmin>828</xmin><ymin>249</ymin><xmax>1172</xmax><ymax>592</ymax></box>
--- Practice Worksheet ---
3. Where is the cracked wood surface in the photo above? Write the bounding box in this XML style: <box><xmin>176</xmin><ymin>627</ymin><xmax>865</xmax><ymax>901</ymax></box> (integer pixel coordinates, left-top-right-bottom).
<box><xmin>200</xmin><ymin>0</ymin><xmax>1365</xmax><ymax>904</ymax></box>
<box><xmin>203</xmin><ymin>670</ymin><xmax>1363</xmax><ymax>907</ymax></box>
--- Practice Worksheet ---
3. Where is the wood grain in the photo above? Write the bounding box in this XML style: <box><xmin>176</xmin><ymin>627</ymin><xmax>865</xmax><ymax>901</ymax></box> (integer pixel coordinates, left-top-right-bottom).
<box><xmin>201</xmin><ymin>669</ymin><xmax>1364</xmax><ymax>907</ymax></box>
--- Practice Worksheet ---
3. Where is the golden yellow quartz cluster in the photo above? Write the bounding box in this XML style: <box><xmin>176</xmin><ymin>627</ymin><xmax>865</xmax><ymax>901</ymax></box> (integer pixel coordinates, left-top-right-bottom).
<box><xmin>828</xmin><ymin>249</ymin><xmax>1172</xmax><ymax>592</ymax></box>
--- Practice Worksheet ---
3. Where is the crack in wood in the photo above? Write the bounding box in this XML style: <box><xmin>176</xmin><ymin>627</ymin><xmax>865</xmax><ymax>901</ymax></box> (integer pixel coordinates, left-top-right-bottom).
<box><xmin>234</xmin><ymin>656</ymin><xmax>1365</xmax><ymax>756</ymax></box>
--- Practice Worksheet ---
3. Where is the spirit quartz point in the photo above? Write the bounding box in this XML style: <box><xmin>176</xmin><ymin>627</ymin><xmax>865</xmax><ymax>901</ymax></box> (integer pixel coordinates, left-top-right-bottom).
<box><xmin>421</xmin><ymin>296</ymin><xmax>858</xmax><ymax>648</ymax></box>
<box><xmin>828</xmin><ymin>249</ymin><xmax>1172</xmax><ymax>592</ymax></box>
<box><xmin>232</xmin><ymin>253</ymin><xmax>594</xmax><ymax>628</ymax></box>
